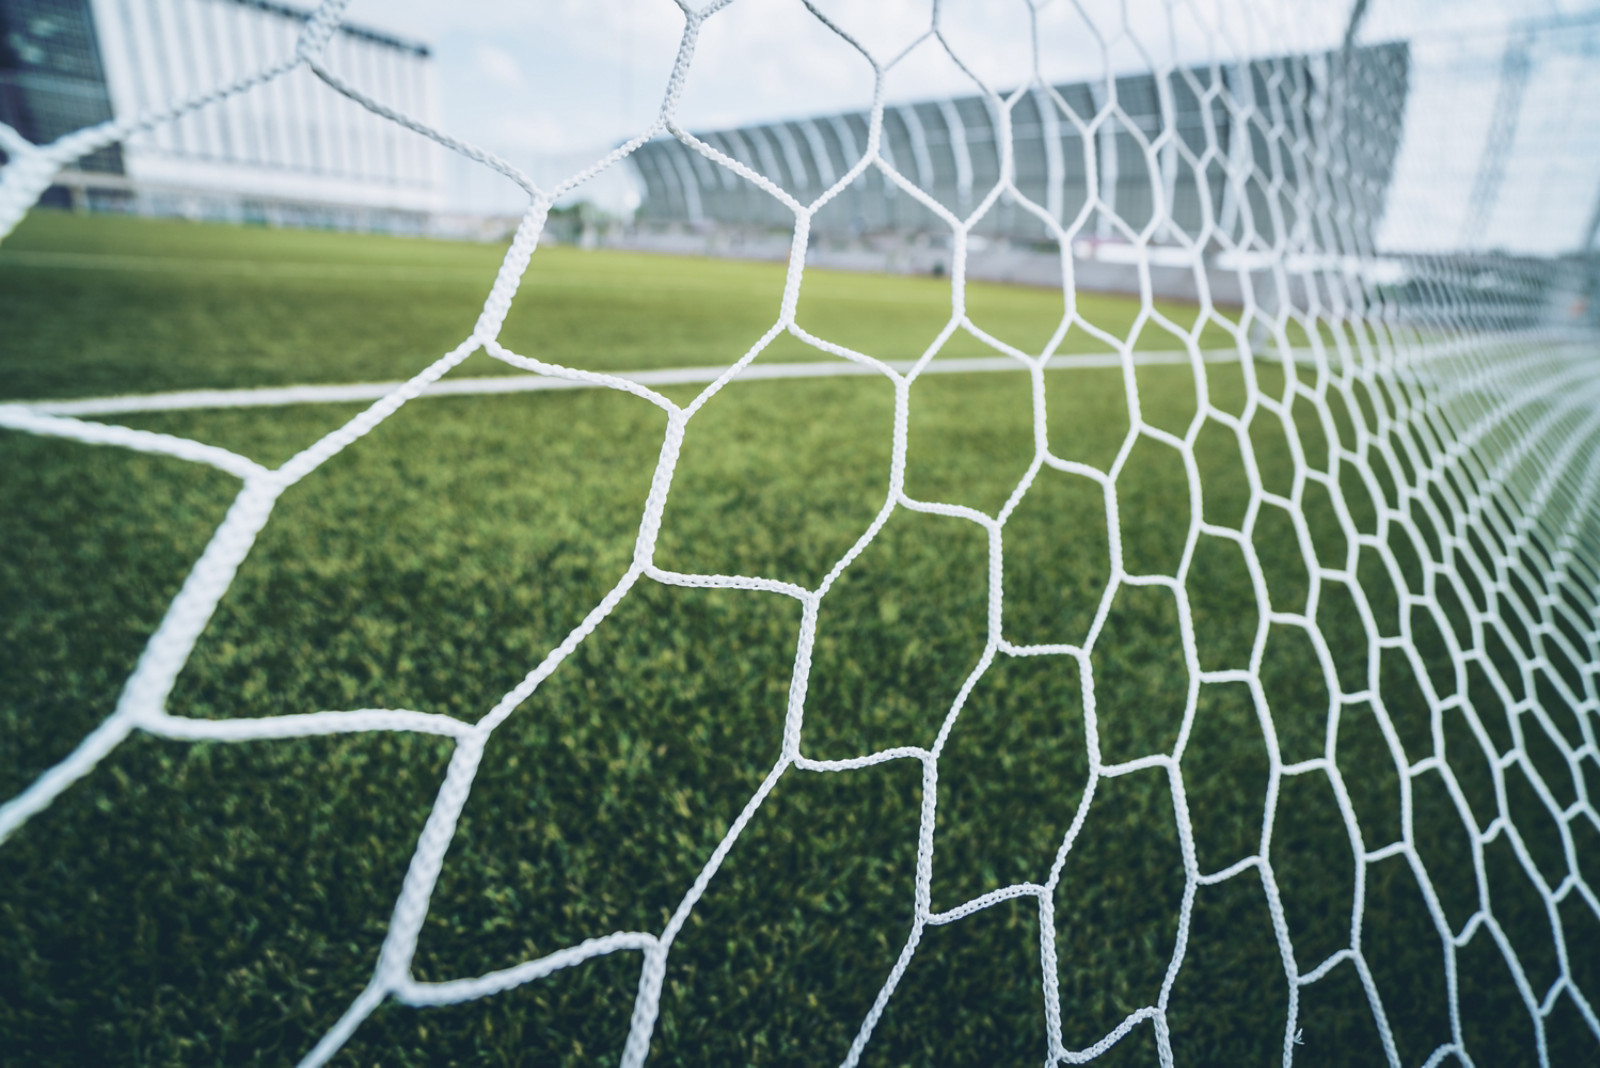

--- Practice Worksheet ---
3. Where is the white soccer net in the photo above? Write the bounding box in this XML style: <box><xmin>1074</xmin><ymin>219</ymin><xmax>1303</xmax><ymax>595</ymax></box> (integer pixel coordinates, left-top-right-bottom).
<box><xmin>1</xmin><ymin>0</ymin><xmax>1598</xmax><ymax>1065</ymax></box>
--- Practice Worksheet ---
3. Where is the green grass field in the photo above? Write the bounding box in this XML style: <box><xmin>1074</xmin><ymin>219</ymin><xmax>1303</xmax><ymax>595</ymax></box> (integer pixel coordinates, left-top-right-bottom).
<box><xmin>0</xmin><ymin>212</ymin><xmax>1594</xmax><ymax>1066</ymax></box>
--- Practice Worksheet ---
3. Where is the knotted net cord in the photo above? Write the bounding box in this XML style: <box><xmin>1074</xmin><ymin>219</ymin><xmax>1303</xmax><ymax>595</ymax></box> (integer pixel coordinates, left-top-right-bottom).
<box><xmin>1</xmin><ymin>1</ymin><xmax>1598</xmax><ymax>1065</ymax></box>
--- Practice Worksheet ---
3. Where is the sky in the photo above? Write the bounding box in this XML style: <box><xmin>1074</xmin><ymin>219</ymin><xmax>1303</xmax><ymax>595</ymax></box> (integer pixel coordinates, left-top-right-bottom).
<box><xmin>335</xmin><ymin>0</ymin><xmax>1600</xmax><ymax>254</ymax></box>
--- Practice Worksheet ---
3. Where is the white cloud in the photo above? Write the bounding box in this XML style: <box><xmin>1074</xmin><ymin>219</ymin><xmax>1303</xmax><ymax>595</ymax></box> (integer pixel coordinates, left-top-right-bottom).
<box><xmin>473</xmin><ymin>44</ymin><xmax>527</xmax><ymax>92</ymax></box>
<box><xmin>488</xmin><ymin>112</ymin><xmax>577</xmax><ymax>153</ymax></box>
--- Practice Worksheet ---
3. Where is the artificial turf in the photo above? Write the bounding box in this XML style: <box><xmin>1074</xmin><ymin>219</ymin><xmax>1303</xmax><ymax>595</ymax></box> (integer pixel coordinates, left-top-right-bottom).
<box><xmin>0</xmin><ymin>210</ymin><xmax>1240</xmax><ymax>402</ymax></box>
<box><xmin>0</xmin><ymin>212</ymin><xmax>1593</xmax><ymax>1066</ymax></box>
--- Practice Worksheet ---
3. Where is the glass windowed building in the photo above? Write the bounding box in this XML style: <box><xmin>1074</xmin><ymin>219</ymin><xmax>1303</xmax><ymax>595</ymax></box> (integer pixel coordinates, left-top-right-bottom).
<box><xmin>0</xmin><ymin>0</ymin><xmax>443</xmax><ymax>230</ymax></box>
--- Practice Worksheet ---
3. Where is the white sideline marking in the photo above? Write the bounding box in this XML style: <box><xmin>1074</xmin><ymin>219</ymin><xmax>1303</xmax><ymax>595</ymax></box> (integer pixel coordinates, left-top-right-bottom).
<box><xmin>15</xmin><ymin>349</ymin><xmax>1241</xmax><ymax>418</ymax></box>
<box><xmin>0</xmin><ymin>248</ymin><xmax>492</xmax><ymax>284</ymax></box>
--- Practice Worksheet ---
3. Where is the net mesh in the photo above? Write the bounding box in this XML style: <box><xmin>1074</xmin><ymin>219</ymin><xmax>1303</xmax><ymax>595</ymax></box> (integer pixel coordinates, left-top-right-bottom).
<box><xmin>2</xmin><ymin>0</ymin><xmax>1599</xmax><ymax>1065</ymax></box>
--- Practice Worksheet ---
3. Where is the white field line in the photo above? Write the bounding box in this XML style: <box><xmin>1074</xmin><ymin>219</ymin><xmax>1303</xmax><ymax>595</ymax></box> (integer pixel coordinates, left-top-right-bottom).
<box><xmin>15</xmin><ymin>350</ymin><xmax>1244</xmax><ymax>418</ymax></box>
<box><xmin>0</xmin><ymin>249</ymin><xmax>493</xmax><ymax>284</ymax></box>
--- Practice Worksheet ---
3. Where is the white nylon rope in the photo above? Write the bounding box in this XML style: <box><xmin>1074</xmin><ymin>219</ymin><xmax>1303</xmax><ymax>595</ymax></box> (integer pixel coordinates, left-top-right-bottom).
<box><xmin>0</xmin><ymin>1</ymin><xmax>1595</xmax><ymax>1065</ymax></box>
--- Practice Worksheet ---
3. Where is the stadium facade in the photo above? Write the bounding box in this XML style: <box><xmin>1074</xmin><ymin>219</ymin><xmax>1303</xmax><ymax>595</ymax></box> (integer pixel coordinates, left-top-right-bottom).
<box><xmin>0</xmin><ymin>0</ymin><xmax>443</xmax><ymax>230</ymax></box>
<box><xmin>630</xmin><ymin>43</ymin><xmax>1410</xmax><ymax>276</ymax></box>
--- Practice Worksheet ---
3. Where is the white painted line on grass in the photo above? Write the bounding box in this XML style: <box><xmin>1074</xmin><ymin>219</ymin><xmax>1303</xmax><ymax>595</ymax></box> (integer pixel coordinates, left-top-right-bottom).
<box><xmin>14</xmin><ymin>349</ymin><xmax>1244</xmax><ymax>418</ymax></box>
<box><xmin>0</xmin><ymin>249</ymin><xmax>494</xmax><ymax>284</ymax></box>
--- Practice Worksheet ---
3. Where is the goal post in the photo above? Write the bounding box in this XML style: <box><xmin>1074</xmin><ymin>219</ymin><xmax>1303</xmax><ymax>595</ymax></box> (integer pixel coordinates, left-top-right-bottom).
<box><xmin>1</xmin><ymin>0</ymin><xmax>1598</xmax><ymax>1065</ymax></box>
